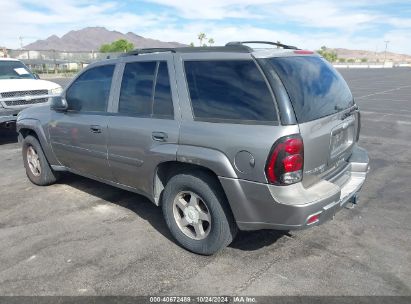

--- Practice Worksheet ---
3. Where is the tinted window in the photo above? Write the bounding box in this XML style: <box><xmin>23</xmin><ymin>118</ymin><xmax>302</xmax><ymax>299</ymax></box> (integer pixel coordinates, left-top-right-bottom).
<box><xmin>66</xmin><ymin>65</ymin><xmax>114</xmax><ymax>112</ymax></box>
<box><xmin>267</xmin><ymin>56</ymin><xmax>353</xmax><ymax>123</ymax></box>
<box><xmin>119</xmin><ymin>61</ymin><xmax>156</xmax><ymax>116</ymax></box>
<box><xmin>119</xmin><ymin>61</ymin><xmax>173</xmax><ymax>118</ymax></box>
<box><xmin>153</xmin><ymin>62</ymin><xmax>174</xmax><ymax>117</ymax></box>
<box><xmin>184</xmin><ymin>60</ymin><xmax>277</xmax><ymax>123</ymax></box>
<box><xmin>0</xmin><ymin>61</ymin><xmax>35</xmax><ymax>79</ymax></box>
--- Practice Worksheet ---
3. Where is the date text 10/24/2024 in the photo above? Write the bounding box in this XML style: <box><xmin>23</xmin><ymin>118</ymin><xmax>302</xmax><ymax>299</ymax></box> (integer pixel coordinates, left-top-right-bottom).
<box><xmin>149</xmin><ymin>296</ymin><xmax>257</xmax><ymax>303</ymax></box>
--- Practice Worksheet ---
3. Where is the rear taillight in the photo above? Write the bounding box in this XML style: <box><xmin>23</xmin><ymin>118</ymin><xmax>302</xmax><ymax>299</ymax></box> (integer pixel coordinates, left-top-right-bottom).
<box><xmin>265</xmin><ymin>135</ymin><xmax>304</xmax><ymax>185</ymax></box>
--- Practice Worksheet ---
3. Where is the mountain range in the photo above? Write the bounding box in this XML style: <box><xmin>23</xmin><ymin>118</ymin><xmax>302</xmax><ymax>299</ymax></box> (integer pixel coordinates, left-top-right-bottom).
<box><xmin>24</xmin><ymin>27</ymin><xmax>186</xmax><ymax>51</ymax></box>
<box><xmin>327</xmin><ymin>47</ymin><xmax>411</xmax><ymax>63</ymax></box>
<box><xmin>23</xmin><ymin>27</ymin><xmax>410</xmax><ymax>62</ymax></box>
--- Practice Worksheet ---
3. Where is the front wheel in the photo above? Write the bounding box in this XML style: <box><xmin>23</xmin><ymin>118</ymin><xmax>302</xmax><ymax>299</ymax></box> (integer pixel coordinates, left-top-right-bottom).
<box><xmin>162</xmin><ymin>172</ymin><xmax>237</xmax><ymax>255</ymax></box>
<box><xmin>22</xmin><ymin>135</ymin><xmax>60</xmax><ymax>186</ymax></box>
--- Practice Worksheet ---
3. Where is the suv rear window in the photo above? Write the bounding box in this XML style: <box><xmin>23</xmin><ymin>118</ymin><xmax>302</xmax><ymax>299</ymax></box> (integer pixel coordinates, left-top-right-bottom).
<box><xmin>184</xmin><ymin>60</ymin><xmax>277</xmax><ymax>123</ymax></box>
<box><xmin>266</xmin><ymin>56</ymin><xmax>353</xmax><ymax>123</ymax></box>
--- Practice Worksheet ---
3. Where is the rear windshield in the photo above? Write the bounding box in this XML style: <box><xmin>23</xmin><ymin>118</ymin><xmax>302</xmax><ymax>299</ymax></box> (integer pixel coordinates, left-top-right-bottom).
<box><xmin>266</xmin><ymin>56</ymin><xmax>353</xmax><ymax>123</ymax></box>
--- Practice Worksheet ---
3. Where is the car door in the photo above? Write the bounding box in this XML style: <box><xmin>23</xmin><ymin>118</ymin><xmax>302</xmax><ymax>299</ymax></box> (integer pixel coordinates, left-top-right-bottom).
<box><xmin>106</xmin><ymin>54</ymin><xmax>180</xmax><ymax>197</ymax></box>
<box><xmin>49</xmin><ymin>63</ymin><xmax>116</xmax><ymax>181</ymax></box>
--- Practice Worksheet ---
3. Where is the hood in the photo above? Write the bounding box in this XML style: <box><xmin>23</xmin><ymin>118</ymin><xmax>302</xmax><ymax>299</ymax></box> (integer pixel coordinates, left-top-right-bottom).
<box><xmin>0</xmin><ymin>79</ymin><xmax>61</xmax><ymax>93</ymax></box>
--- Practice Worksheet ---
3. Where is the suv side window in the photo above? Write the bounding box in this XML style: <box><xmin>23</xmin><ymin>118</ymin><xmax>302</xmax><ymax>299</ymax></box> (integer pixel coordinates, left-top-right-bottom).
<box><xmin>153</xmin><ymin>62</ymin><xmax>174</xmax><ymax>118</ymax></box>
<box><xmin>184</xmin><ymin>60</ymin><xmax>277</xmax><ymax>123</ymax></box>
<box><xmin>66</xmin><ymin>64</ymin><xmax>114</xmax><ymax>112</ymax></box>
<box><xmin>119</xmin><ymin>61</ymin><xmax>174</xmax><ymax>118</ymax></box>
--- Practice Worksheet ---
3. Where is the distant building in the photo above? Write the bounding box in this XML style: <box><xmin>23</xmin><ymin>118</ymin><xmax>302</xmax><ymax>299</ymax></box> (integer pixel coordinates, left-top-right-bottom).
<box><xmin>0</xmin><ymin>47</ymin><xmax>8</xmax><ymax>58</ymax></box>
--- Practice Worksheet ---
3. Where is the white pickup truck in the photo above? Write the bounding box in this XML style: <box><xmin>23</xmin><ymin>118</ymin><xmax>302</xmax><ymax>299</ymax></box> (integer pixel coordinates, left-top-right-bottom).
<box><xmin>0</xmin><ymin>58</ymin><xmax>62</xmax><ymax>127</ymax></box>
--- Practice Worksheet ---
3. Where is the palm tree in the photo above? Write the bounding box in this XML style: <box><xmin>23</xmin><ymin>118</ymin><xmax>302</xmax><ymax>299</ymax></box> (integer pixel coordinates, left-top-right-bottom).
<box><xmin>198</xmin><ymin>33</ymin><xmax>206</xmax><ymax>46</ymax></box>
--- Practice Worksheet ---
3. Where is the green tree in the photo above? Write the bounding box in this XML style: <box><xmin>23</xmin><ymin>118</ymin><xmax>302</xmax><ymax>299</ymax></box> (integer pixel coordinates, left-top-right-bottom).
<box><xmin>347</xmin><ymin>58</ymin><xmax>355</xmax><ymax>63</ymax></box>
<box><xmin>317</xmin><ymin>46</ymin><xmax>338</xmax><ymax>62</ymax></box>
<box><xmin>339</xmin><ymin>58</ymin><xmax>346</xmax><ymax>63</ymax></box>
<box><xmin>100</xmin><ymin>39</ymin><xmax>134</xmax><ymax>53</ymax></box>
<box><xmin>190</xmin><ymin>34</ymin><xmax>215</xmax><ymax>47</ymax></box>
<box><xmin>361</xmin><ymin>58</ymin><xmax>368</xmax><ymax>63</ymax></box>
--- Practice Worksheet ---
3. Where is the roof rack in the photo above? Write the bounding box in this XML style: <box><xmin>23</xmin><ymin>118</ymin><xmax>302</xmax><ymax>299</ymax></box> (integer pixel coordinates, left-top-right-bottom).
<box><xmin>122</xmin><ymin>42</ymin><xmax>296</xmax><ymax>57</ymax></box>
<box><xmin>122</xmin><ymin>48</ymin><xmax>177</xmax><ymax>56</ymax></box>
<box><xmin>226</xmin><ymin>41</ymin><xmax>299</xmax><ymax>50</ymax></box>
<box><xmin>122</xmin><ymin>45</ymin><xmax>252</xmax><ymax>56</ymax></box>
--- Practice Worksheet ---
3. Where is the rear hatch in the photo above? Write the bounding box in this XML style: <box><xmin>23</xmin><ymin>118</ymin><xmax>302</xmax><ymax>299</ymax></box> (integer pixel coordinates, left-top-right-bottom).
<box><xmin>263</xmin><ymin>55</ymin><xmax>359</xmax><ymax>186</ymax></box>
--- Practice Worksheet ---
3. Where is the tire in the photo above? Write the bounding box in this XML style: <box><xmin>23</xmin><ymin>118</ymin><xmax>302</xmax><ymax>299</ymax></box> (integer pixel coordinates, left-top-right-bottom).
<box><xmin>22</xmin><ymin>135</ymin><xmax>60</xmax><ymax>186</ymax></box>
<box><xmin>162</xmin><ymin>171</ymin><xmax>238</xmax><ymax>255</ymax></box>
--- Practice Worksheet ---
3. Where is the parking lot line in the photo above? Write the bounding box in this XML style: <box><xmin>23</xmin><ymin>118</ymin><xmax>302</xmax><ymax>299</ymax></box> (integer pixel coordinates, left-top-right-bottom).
<box><xmin>355</xmin><ymin>85</ymin><xmax>411</xmax><ymax>99</ymax></box>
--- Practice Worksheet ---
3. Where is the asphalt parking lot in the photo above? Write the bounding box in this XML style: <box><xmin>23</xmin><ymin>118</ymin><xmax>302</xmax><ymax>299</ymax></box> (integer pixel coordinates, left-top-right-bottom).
<box><xmin>0</xmin><ymin>68</ymin><xmax>410</xmax><ymax>296</ymax></box>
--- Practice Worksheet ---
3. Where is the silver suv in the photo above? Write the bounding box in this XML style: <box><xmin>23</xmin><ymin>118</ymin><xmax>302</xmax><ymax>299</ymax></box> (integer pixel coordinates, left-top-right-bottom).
<box><xmin>16</xmin><ymin>41</ymin><xmax>369</xmax><ymax>255</ymax></box>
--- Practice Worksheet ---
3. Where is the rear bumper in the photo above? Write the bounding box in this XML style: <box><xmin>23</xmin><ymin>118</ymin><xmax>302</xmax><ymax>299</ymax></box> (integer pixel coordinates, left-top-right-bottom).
<box><xmin>220</xmin><ymin>145</ymin><xmax>369</xmax><ymax>231</ymax></box>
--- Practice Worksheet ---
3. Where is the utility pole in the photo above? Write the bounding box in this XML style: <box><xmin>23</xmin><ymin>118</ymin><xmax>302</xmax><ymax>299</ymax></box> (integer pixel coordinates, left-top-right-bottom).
<box><xmin>375</xmin><ymin>45</ymin><xmax>378</xmax><ymax>63</ymax></box>
<box><xmin>19</xmin><ymin>36</ymin><xmax>24</xmax><ymax>49</ymax></box>
<box><xmin>384</xmin><ymin>40</ymin><xmax>390</xmax><ymax>64</ymax></box>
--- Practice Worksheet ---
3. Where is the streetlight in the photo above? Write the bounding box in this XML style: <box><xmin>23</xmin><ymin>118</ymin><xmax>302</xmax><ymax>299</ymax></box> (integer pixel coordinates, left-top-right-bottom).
<box><xmin>384</xmin><ymin>40</ymin><xmax>390</xmax><ymax>64</ymax></box>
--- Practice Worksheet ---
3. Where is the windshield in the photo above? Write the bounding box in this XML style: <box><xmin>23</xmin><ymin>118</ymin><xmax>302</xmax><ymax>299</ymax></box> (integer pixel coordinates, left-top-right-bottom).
<box><xmin>0</xmin><ymin>61</ymin><xmax>35</xmax><ymax>80</ymax></box>
<box><xmin>266</xmin><ymin>56</ymin><xmax>353</xmax><ymax>123</ymax></box>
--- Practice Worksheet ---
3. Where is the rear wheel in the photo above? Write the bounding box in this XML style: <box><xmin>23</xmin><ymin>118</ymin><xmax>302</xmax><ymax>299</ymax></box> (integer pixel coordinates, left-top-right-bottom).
<box><xmin>22</xmin><ymin>135</ymin><xmax>60</xmax><ymax>186</ymax></box>
<box><xmin>162</xmin><ymin>172</ymin><xmax>237</xmax><ymax>255</ymax></box>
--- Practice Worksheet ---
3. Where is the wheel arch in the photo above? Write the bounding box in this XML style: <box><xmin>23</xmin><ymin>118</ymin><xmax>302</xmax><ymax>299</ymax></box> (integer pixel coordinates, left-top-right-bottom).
<box><xmin>154</xmin><ymin>161</ymin><xmax>227</xmax><ymax>207</ymax></box>
<box><xmin>17</xmin><ymin>119</ymin><xmax>60</xmax><ymax>166</ymax></box>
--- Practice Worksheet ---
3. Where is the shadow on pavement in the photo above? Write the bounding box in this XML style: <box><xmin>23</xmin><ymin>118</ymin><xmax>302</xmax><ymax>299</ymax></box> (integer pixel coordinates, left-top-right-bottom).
<box><xmin>59</xmin><ymin>173</ymin><xmax>175</xmax><ymax>243</ymax></box>
<box><xmin>0</xmin><ymin>127</ymin><xmax>18</xmax><ymax>145</ymax></box>
<box><xmin>230</xmin><ymin>229</ymin><xmax>288</xmax><ymax>251</ymax></box>
<box><xmin>46</xmin><ymin>171</ymin><xmax>288</xmax><ymax>253</ymax></box>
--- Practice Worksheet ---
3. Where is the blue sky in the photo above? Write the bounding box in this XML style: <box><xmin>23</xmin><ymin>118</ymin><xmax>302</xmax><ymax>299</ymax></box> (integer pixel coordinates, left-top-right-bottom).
<box><xmin>1</xmin><ymin>0</ymin><xmax>410</xmax><ymax>54</ymax></box>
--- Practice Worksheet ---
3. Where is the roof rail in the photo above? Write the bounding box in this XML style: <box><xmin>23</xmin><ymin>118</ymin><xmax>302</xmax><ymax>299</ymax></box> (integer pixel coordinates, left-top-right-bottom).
<box><xmin>122</xmin><ymin>45</ymin><xmax>253</xmax><ymax>56</ymax></box>
<box><xmin>122</xmin><ymin>48</ymin><xmax>177</xmax><ymax>56</ymax></box>
<box><xmin>226</xmin><ymin>41</ymin><xmax>298</xmax><ymax>50</ymax></box>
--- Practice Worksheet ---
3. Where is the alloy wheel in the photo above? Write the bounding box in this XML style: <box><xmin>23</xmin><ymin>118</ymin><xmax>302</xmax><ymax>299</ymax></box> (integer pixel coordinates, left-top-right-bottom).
<box><xmin>172</xmin><ymin>191</ymin><xmax>211</xmax><ymax>240</ymax></box>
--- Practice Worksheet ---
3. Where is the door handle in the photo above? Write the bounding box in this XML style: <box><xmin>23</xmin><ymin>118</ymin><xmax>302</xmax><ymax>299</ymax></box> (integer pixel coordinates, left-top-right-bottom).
<box><xmin>152</xmin><ymin>131</ymin><xmax>168</xmax><ymax>142</ymax></box>
<box><xmin>90</xmin><ymin>125</ymin><xmax>102</xmax><ymax>133</ymax></box>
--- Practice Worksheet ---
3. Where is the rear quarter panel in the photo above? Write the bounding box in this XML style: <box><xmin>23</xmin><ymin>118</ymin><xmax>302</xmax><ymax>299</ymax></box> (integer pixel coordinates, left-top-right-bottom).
<box><xmin>172</xmin><ymin>52</ymin><xmax>300</xmax><ymax>182</ymax></box>
<box><xmin>178</xmin><ymin>121</ymin><xmax>299</xmax><ymax>182</ymax></box>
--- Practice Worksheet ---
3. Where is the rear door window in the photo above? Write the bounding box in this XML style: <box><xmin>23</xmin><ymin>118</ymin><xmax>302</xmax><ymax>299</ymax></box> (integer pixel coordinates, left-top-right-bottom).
<box><xmin>153</xmin><ymin>62</ymin><xmax>174</xmax><ymax>118</ymax></box>
<box><xmin>266</xmin><ymin>56</ymin><xmax>353</xmax><ymax>123</ymax></box>
<box><xmin>184</xmin><ymin>60</ymin><xmax>277</xmax><ymax>123</ymax></box>
<box><xmin>119</xmin><ymin>61</ymin><xmax>174</xmax><ymax>118</ymax></box>
<box><xmin>119</xmin><ymin>61</ymin><xmax>156</xmax><ymax>116</ymax></box>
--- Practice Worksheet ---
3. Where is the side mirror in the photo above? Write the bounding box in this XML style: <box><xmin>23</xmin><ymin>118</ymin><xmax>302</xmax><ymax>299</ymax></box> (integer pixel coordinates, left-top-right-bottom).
<box><xmin>33</xmin><ymin>73</ymin><xmax>40</xmax><ymax>79</ymax></box>
<box><xmin>50</xmin><ymin>96</ymin><xmax>68</xmax><ymax>112</ymax></box>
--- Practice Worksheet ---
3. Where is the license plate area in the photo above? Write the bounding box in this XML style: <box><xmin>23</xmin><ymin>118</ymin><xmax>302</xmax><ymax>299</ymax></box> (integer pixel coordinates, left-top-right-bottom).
<box><xmin>329</xmin><ymin>118</ymin><xmax>355</xmax><ymax>161</ymax></box>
